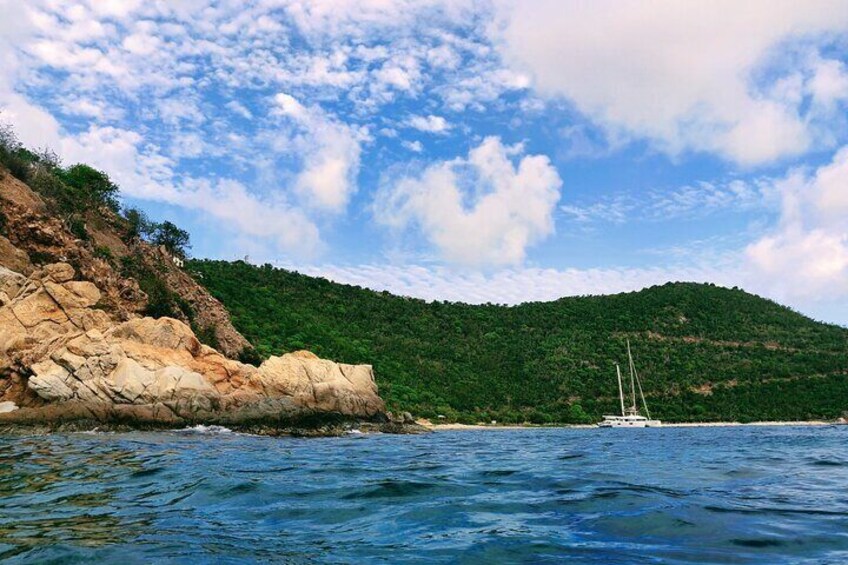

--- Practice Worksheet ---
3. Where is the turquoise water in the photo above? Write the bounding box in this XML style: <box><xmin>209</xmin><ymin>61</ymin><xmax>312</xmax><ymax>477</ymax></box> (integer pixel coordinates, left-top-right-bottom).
<box><xmin>2</xmin><ymin>426</ymin><xmax>848</xmax><ymax>563</ymax></box>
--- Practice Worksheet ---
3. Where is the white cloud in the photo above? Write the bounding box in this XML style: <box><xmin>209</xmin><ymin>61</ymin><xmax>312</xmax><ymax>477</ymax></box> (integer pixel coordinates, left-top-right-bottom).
<box><xmin>374</xmin><ymin>136</ymin><xmax>562</xmax><ymax>266</ymax></box>
<box><xmin>284</xmin><ymin>251</ymin><xmax>848</xmax><ymax>324</ymax></box>
<box><xmin>561</xmin><ymin>178</ymin><xmax>773</xmax><ymax>224</ymax></box>
<box><xmin>746</xmin><ymin>147</ymin><xmax>848</xmax><ymax>301</ymax></box>
<box><xmin>272</xmin><ymin>92</ymin><xmax>364</xmax><ymax>212</ymax></box>
<box><xmin>491</xmin><ymin>0</ymin><xmax>848</xmax><ymax>164</ymax></box>
<box><xmin>225</xmin><ymin>100</ymin><xmax>253</xmax><ymax>119</ymax></box>
<box><xmin>402</xmin><ymin>139</ymin><xmax>423</xmax><ymax>153</ymax></box>
<box><xmin>291</xmin><ymin>261</ymin><xmax>729</xmax><ymax>305</ymax></box>
<box><xmin>57</xmin><ymin>124</ymin><xmax>324</xmax><ymax>256</ymax></box>
<box><xmin>407</xmin><ymin>114</ymin><xmax>451</xmax><ymax>133</ymax></box>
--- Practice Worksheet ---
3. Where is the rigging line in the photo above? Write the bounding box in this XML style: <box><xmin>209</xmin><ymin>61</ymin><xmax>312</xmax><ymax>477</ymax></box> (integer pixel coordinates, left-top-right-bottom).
<box><xmin>633</xmin><ymin>363</ymin><xmax>652</xmax><ymax>420</ymax></box>
<box><xmin>616</xmin><ymin>363</ymin><xmax>626</xmax><ymax>417</ymax></box>
<box><xmin>626</xmin><ymin>339</ymin><xmax>637</xmax><ymax>411</ymax></box>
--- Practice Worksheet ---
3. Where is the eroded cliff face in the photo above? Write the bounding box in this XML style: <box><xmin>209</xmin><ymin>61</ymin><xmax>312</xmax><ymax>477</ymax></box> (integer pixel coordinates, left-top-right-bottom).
<box><xmin>0</xmin><ymin>170</ymin><xmax>249</xmax><ymax>358</ymax></box>
<box><xmin>0</xmin><ymin>263</ymin><xmax>386</xmax><ymax>430</ymax></box>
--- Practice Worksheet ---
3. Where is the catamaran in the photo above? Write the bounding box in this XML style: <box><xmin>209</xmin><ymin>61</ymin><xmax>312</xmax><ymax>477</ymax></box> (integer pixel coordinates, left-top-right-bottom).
<box><xmin>598</xmin><ymin>339</ymin><xmax>661</xmax><ymax>428</ymax></box>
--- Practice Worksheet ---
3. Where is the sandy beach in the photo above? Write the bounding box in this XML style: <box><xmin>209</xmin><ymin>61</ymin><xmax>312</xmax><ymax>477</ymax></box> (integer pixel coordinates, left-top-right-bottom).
<box><xmin>422</xmin><ymin>420</ymin><xmax>841</xmax><ymax>431</ymax></box>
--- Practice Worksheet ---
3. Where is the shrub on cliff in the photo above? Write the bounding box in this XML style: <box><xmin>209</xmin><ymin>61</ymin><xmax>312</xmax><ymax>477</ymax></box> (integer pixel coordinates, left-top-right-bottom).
<box><xmin>56</xmin><ymin>164</ymin><xmax>121</xmax><ymax>214</ymax></box>
<box><xmin>0</xmin><ymin>123</ymin><xmax>33</xmax><ymax>183</ymax></box>
<box><xmin>151</xmin><ymin>221</ymin><xmax>191</xmax><ymax>258</ymax></box>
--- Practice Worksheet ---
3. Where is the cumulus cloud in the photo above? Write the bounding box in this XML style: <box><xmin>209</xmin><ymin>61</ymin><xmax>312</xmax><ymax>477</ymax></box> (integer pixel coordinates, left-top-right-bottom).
<box><xmin>746</xmin><ymin>147</ymin><xmax>848</xmax><ymax>300</ymax></box>
<box><xmin>491</xmin><ymin>0</ymin><xmax>848</xmax><ymax>164</ymax></box>
<box><xmin>272</xmin><ymin>92</ymin><xmax>365</xmax><ymax>213</ymax></box>
<box><xmin>2</xmin><ymin>0</ymin><xmax>519</xmax><ymax>260</ymax></box>
<box><xmin>402</xmin><ymin>140</ymin><xmax>423</xmax><ymax>153</ymax></box>
<box><xmin>407</xmin><ymin>114</ymin><xmax>451</xmax><ymax>133</ymax></box>
<box><xmin>374</xmin><ymin>136</ymin><xmax>562</xmax><ymax>266</ymax></box>
<box><xmin>54</xmin><ymin>124</ymin><xmax>323</xmax><ymax>255</ymax></box>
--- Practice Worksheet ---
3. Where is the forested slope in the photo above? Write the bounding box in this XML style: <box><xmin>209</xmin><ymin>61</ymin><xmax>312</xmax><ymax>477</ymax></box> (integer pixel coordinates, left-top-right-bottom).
<box><xmin>190</xmin><ymin>260</ymin><xmax>848</xmax><ymax>423</ymax></box>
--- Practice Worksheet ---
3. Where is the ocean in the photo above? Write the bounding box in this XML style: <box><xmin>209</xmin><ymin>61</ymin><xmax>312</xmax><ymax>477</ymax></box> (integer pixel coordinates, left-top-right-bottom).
<box><xmin>1</xmin><ymin>425</ymin><xmax>847</xmax><ymax>564</ymax></box>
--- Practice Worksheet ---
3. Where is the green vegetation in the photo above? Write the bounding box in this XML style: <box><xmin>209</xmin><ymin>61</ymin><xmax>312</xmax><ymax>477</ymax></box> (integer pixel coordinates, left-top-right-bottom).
<box><xmin>150</xmin><ymin>221</ymin><xmax>191</xmax><ymax>258</ymax></box>
<box><xmin>190</xmin><ymin>260</ymin><xmax>848</xmax><ymax>424</ymax></box>
<box><xmin>0</xmin><ymin>124</ymin><xmax>191</xmax><ymax>259</ymax></box>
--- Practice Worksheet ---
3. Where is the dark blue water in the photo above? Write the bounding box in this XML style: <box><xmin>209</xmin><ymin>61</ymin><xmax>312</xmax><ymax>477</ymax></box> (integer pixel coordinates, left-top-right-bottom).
<box><xmin>2</xmin><ymin>426</ymin><xmax>848</xmax><ymax>564</ymax></box>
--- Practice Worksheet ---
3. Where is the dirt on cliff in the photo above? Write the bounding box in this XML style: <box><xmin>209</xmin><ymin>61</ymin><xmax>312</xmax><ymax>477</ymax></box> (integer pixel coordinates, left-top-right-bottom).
<box><xmin>0</xmin><ymin>166</ymin><xmax>250</xmax><ymax>359</ymax></box>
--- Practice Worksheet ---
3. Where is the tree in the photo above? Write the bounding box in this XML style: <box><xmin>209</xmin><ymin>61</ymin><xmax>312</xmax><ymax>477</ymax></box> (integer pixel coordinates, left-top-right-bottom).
<box><xmin>57</xmin><ymin>164</ymin><xmax>121</xmax><ymax>212</ymax></box>
<box><xmin>123</xmin><ymin>207</ymin><xmax>154</xmax><ymax>242</ymax></box>
<box><xmin>152</xmin><ymin>221</ymin><xmax>191</xmax><ymax>258</ymax></box>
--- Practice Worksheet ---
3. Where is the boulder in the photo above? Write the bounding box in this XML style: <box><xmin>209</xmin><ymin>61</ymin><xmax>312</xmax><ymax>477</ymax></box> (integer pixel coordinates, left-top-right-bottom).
<box><xmin>0</xmin><ymin>401</ymin><xmax>18</xmax><ymax>413</ymax></box>
<box><xmin>0</xmin><ymin>236</ymin><xmax>32</xmax><ymax>275</ymax></box>
<box><xmin>0</xmin><ymin>266</ymin><xmax>26</xmax><ymax>306</ymax></box>
<box><xmin>255</xmin><ymin>353</ymin><xmax>384</xmax><ymax>417</ymax></box>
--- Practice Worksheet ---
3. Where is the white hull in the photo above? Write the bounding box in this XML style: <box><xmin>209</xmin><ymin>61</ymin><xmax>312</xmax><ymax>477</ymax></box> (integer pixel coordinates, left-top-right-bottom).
<box><xmin>598</xmin><ymin>416</ymin><xmax>662</xmax><ymax>428</ymax></box>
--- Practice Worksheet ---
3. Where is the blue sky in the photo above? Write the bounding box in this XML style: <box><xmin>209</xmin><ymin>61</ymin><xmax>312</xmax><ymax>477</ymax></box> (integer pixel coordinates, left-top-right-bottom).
<box><xmin>1</xmin><ymin>0</ymin><xmax>847</xmax><ymax>324</ymax></box>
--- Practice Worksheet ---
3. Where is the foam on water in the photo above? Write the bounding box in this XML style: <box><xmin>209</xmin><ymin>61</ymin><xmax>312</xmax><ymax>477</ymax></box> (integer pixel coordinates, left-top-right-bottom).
<box><xmin>2</xmin><ymin>426</ymin><xmax>847</xmax><ymax>563</ymax></box>
<box><xmin>177</xmin><ymin>424</ymin><xmax>233</xmax><ymax>434</ymax></box>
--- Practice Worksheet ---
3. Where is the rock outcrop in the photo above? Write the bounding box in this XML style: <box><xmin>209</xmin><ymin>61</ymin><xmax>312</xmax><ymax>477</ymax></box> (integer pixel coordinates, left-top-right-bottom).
<box><xmin>0</xmin><ymin>263</ymin><xmax>386</xmax><ymax>431</ymax></box>
<box><xmin>0</xmin><ymin>169</ymin><xmax>249</xmax><ymax>358</ymax></box>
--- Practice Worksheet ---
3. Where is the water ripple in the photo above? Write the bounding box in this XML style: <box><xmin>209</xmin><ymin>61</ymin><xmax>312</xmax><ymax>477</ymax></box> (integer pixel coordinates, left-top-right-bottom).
<box><xmin>1</xmin><ymin>426</ymin><xmax>848</xmax><ymax>563</ymax></box>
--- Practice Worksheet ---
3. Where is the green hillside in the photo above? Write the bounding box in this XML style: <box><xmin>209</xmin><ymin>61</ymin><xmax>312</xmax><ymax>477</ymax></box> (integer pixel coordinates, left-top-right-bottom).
<box><xmin>192</xmin><ymin>260</ymin><xmax>848</xmax><ymax>424</ymax></box>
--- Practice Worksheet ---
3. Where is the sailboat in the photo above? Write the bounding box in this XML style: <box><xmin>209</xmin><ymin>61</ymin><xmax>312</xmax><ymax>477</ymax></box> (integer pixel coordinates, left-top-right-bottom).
<box><xmin>598</xmin><ymin>339</ymin><xmax>662</xmax><ymax>428</ymax></box>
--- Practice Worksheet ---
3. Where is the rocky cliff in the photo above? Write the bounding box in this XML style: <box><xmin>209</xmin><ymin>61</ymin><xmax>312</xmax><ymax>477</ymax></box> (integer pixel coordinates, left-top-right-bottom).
<box><xmin>0</xmin><ymin>263</ymin><xmax>386</xmax><ymax>431</ymax></box>
<box><xmin>0</xmin><ymin>169</ymin><xmax>249</xmax><ymax>358</ymax></box>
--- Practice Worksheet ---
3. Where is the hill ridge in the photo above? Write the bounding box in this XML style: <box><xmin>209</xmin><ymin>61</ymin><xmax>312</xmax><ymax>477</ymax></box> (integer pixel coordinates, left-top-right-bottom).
<box><xmin>189</xmin><ymin>259</ymin><xmax>848</xmax><ymax>424</ymax></box>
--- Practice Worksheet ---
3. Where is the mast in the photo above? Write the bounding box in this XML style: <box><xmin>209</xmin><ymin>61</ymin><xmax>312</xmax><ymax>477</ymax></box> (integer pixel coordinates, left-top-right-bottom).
<box><xmin>626</xmin><ymin>339</ymin><xmax>637</xmax><ymax>412</ymax></box>
<box><xmin>633</xmin><ymin>363</ymin><xmax>652</xmax><ymax>420</ymax></box>
<box><xmin>616</xmin><ymin>363</ymin><xmax>626</xmax><ymax>416</ymax></box>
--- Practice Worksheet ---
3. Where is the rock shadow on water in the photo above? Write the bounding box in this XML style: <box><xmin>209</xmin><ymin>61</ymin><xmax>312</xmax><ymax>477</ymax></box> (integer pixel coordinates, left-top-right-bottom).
<box><xmin>342</xmin><ymin>479</ymin><xmax>443</xmax><ymax>500</ymax></box>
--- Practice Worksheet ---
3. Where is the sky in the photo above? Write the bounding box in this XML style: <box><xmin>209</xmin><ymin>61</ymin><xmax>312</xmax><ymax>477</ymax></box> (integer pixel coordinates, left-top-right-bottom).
<box><xmin>1</xmin><ymin>0</ymin><xmax>847</xmax><ymax>325</ymax></box>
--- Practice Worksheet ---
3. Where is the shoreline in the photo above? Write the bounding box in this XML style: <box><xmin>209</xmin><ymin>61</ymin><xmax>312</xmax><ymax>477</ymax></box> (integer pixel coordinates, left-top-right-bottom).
<box><xmin>423</xmin><ymin>420</ymin><xmax>841</xmax><ymax>431</ymax></box>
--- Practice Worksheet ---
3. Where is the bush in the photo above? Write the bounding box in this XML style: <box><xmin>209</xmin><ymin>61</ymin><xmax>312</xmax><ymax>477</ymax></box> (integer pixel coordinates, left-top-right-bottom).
<box><xmin>0</xmin><ymin>123</ymin><xmax>28</xmax><ymax>182</ymax></box>
<box><xmin>28</xmin><ymin>250</ymin><xmax>57</xmax><ymax>265</ymax></box>
<box><xmin>141</xmin><ymin>274</ymin><xmax>180</xmax><ymax>319</ymax></box>
<box><xmin>94</xmin><ymin>245</ymin><xmax>114</xmax><ymax>262</ymax></box>
<box><xmin>29</xmin><ymin>171</ymin><xmax>71</xmax><ymax>212</ymax></box>
<box><xmin>194</xmin><ymin>324</ymin><xmax>221</xmax><ymax>351</ymax></box>
<box><xmin>238</xmin><ymin>347</ymin><xmax>264</xmax><ymax>367</ymax></box>
<box><xmin>69</xmin><ymin>217</ymin><xmax>89</xmax><ymax>241</ymax></box>
<box><xmin>121</xmin><ymin>253</ymin><xmax>195</xmax><ymax>322</ymax></box>
<box><xmin>2</xmin><ymin>153</ymin><xmax>32</xmax><ymax>183</ymax></box>
<box><xmin>56</xmin><ymin>164</ymin><xmax>121</xmax><ymax>213</ymax></box>
<box><xmin>0</xmin><ymin>210</ymin><xmax>6</xmax><ymax>235</ymax></box>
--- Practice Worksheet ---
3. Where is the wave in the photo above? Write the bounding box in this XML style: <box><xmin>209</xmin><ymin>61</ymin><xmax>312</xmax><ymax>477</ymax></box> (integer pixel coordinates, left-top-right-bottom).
<box><xmin>178</xmin><ymin>425</ymin><xmax>234</xmax><ymax>434</ymax></box>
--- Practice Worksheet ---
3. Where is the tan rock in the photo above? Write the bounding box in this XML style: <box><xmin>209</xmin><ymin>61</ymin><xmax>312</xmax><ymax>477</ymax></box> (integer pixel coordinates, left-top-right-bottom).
<box><xmin>256</xmin><ymin>353</ymin><xmax>384</xmax><ymax>417</ymax></box>
<box><xmin>0</xmin><ymin>236</ymin><xmax>32</xmax><ymax>275</ymax></box>
<box><xmin>0</xmin><ymin>266</ymin><xmax>26</xmax><ymax>306</ymax></box>
<box><xmin>44</xmin><ymin>280</ymin><xmax>101</xmax><ymax>309</ymax></box>
<box><xmin>108</xmin><ymin>357</ymin><xmax>154</xmax><ymax>403</ymax></box>
<box><xmin>29</xmin><ymin>359</ymin><xmax>74</xmax><ymax>401</ymax></box>
<box><xmin>110</xmin><ymin>317</ymin><xmax>201</xmax><ymax>355</ymax></box>
<box><xmin>39</xmin><ymin>263</ymin><xmax>75</xmax><ymax>283</ymax></box>
<box><xmin>0</xmin><ymin>401</ymin><xmax>18</xmax><ymax>413</ymax></box>
<box><xmin>150</xmin><ymin>366</ymin><xmax>215</xmax><ymax>401</ymax></box>
<box><xmin>290</xmin><ymin>350</ymin><xmax>319</xmax><ymax>360</ymax></box>
<box><xmin>10</xmin><ymin>290</ymin><xmax>69</xmax><ymax>328</ymax></box>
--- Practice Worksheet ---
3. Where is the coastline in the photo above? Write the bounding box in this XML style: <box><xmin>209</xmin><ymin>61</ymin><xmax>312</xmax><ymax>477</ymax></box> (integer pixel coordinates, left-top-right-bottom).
<box><xmin>422</xmin><ymin>420</ymin><xmax>841</xmax><ymax>431</ymax></box>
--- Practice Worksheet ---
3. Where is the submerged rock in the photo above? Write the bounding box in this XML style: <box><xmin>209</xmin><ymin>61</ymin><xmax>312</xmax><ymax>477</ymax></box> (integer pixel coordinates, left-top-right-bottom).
<box><xmin>0</xmin><ymin>263</ymin><xmax>386</xmax><ymax>432</ymax></box>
